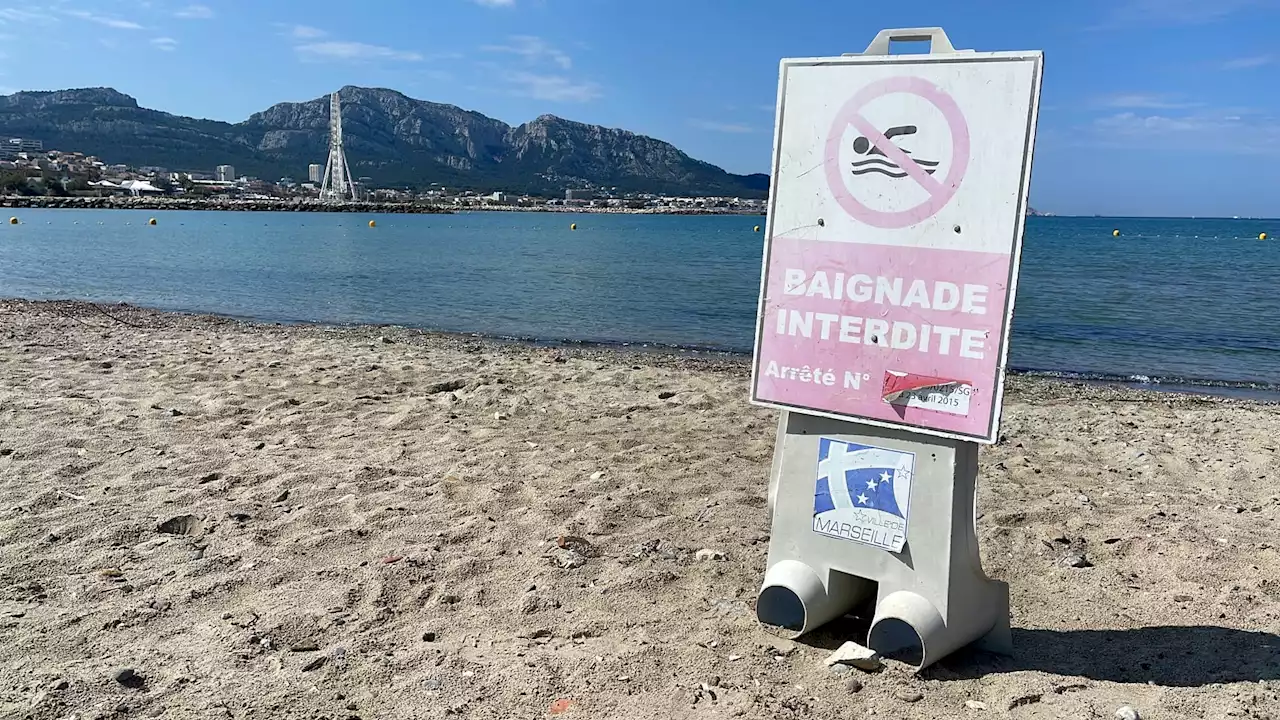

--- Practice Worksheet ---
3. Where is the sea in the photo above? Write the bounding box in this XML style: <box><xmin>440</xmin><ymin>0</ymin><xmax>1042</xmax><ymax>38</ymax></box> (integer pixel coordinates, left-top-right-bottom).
<box><xmin>1</xmin><ymin>209</ymin><xmax>1277</xmax><ymax>400</ymax></box>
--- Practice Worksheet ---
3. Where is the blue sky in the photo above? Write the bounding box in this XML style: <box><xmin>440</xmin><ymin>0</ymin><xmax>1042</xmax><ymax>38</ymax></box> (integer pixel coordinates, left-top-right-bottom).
<box><xmin>1</xmin><ymin>0</ymin><xmax>1278</xmax><ymax>217</ymax></box>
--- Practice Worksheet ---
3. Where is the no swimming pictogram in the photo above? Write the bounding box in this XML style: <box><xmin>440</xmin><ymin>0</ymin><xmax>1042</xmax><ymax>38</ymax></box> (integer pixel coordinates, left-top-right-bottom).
<box><xmin>823</xmin><ymin>76</ymin><xmax>970</xmax><ymax>229</ymax></box>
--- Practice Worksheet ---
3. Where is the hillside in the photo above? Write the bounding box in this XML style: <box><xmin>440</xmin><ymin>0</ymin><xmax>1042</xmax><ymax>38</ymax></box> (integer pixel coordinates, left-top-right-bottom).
<box><xmin>0</xmin><ymin>86</ymin><xmax>769</xmax><ymax>197</ymax></box>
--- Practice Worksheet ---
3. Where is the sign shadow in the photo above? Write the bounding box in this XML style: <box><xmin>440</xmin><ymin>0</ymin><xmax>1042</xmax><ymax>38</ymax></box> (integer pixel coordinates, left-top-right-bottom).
<box><xmin>920</xmin><ymin>626</ymin><xmax>1280</xmax><ymax>687</ymax></box>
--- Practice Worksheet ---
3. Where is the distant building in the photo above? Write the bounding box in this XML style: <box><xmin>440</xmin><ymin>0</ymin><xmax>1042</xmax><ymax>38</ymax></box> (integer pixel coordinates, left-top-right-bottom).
<box><xmin>4</xmin><ymin>137</ymin><xmax>43</xmax><ymax>154</ymax></box>
<box><xmin>565</xmin><ymin>189</ymin><xmax>592</xmax><ymax>201</ymax></box>
<box><xmin>215</xmin><ymin>165</ymin><xmax>236</xmax><ymax>182</ymax></box>
<box><xmin>488</xmin><ymin>192</ymin><xmax>508</xmax><ymax>203</ymax></box>
<box><xmin>308</xmin><ymin>164</ymin><xmax>324</xmax><ymax>184</ymax></box>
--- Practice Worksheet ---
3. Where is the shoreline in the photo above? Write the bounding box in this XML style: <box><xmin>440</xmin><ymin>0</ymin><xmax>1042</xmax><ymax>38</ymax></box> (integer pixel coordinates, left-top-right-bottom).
<box><xmin>5</xmin><ymin>298</ymin><xmax>1276</xmax><ymax>406</ymax></box>
<box><xmin>1</xmin><ymin>196</ymin><xmax>766</xmax><ymax>216</ymax></box>
<box><xmin>2</xmin><ymin>294</ymin><xmax>1278</xmax><ymax>718</ymax></box>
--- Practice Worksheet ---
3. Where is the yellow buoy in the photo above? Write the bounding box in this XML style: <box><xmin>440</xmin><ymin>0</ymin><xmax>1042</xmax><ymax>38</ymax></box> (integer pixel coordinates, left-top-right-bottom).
<box><xmin>1261</xmin><ymin>232</ymin><xmax>1268</xmax><ymax>241</ymax></box>
<box><xmin>1112</xmin><ymin>229</ymin><xmax>1120</xmax><ymax>237</ymax></box>
<box><xmin>753</xmin><ymin>225</ymin><xmax>761</xmax><ymax>232</ymax></box>
<box><xmin>368</xmin><ymin>220</ymin><xmax>376</xmax><ymax>228</ymax></box>
<box><xmin>570</xmin><ymin>223</ymin><xmax>577</xmax><ymax>230</ymax></box>
<box><xmin>7</xmin><ymin>217</ymin><xmax>17</xmax><ymax>225</ymax></box>
<box><xmin>148</xmin><ymin>218</ymin><xmax>157</xmax><ymax>225</ymax></box>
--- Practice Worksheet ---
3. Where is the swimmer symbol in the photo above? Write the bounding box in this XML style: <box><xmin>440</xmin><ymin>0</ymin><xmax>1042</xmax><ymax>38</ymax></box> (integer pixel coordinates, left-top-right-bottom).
<box><xmin>851</xmin><ymin>126</ymin><xmax>940</xmax><ymax>179</ymax></box>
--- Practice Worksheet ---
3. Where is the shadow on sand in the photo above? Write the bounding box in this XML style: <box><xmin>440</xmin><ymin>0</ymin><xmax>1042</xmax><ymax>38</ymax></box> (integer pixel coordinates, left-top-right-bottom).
<box><xmin>931</xmin><ymin>626</ymin><xmax>1280</xmax><ymax>687</ymax></box>
<box><xmin>800</xmin><ymin>621</ymin><xmax>1280</xmax><ymax>688</ymax></box>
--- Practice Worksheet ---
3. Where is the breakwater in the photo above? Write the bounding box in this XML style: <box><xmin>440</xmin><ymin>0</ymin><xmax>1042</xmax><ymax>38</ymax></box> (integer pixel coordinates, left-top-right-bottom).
<box><xmin>1</xmin><ymin>195</ymin><xmax>766</xmax><ymax>216</ymax></box>
<box><xmin>0</xmin><ymin>196</ymin><xmax>452</xmax><ymax>214</ymax></box>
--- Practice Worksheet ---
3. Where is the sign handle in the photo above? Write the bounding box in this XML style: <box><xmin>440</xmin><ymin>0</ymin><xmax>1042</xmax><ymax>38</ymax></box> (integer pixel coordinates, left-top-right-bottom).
<box><xmin>850</xmin><ymin>27</ymin><xmax>970</xmax><ymax>56</ymax></box>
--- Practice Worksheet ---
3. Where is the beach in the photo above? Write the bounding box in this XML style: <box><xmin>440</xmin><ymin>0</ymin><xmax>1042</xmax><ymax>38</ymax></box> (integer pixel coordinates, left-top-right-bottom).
<box><xmin>1</xmin><ymin>299</ymin><xmax>1278</xmax><ymax>720</ymax></box>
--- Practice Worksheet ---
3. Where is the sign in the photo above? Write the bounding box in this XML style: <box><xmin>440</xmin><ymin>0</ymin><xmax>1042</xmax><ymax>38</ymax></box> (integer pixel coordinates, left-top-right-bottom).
<box><xmin>750</xmin><ymin>49</ymin><xmax>1044</xmax><ymax>443</ymax></box>
<box><xmin>812</xmin><ymin>437</ymin><xmax>914</xmax><ymax>552</ymax></box>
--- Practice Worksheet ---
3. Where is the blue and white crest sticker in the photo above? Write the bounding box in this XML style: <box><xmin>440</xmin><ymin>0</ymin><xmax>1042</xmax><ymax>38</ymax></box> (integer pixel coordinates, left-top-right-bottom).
<box><xmin>812</xmin><ymin>438</ymin><xmax>915</xmax><ymax>552</ymax></box>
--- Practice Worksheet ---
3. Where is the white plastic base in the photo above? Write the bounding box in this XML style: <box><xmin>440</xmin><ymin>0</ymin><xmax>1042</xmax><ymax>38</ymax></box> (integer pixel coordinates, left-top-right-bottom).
<box><xmin>757</xmin><ymin>411</ymin><xmax>1011</xmax><ymax>670</ymax></box>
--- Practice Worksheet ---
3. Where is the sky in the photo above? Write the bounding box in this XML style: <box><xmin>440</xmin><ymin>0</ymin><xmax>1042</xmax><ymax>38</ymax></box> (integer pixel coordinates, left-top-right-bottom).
<box><xmin>0</xmin><ymin>0</ymin><xmax>1278</xmax><ymax>217</ymax></box>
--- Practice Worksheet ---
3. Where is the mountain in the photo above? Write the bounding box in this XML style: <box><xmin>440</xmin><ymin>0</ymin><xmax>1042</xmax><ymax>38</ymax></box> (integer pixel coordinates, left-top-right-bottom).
<box><xmin>0</xmin><ymin>86</ymin><xmax>769</xmax><ymax>197</ymax></box>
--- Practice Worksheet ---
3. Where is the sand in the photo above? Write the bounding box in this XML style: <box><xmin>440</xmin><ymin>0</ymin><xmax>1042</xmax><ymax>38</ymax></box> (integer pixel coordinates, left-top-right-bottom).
<box><xmin>1</xmin><ymin>300</ymin><xmax>1278</xmax><ymax>720</ymax></box>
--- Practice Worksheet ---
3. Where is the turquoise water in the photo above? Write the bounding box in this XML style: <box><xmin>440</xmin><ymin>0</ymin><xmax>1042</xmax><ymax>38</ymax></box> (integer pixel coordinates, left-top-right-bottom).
<box><xmin>1</xmin><ymin>209</ymin><xmax>1277</xmax><ymax>395</ymax></box>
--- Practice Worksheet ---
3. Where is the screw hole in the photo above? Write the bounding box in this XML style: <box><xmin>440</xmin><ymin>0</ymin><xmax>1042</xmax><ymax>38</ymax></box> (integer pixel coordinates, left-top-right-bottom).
<box><xmin>953</xmin><ymin>225</ymin><xmax>962</xmax><ymax>234</ymax></box>
<box><xmin>817</xmin><ymin>218</ymin><xmax>825</xmax><ymax>227</ymax></box>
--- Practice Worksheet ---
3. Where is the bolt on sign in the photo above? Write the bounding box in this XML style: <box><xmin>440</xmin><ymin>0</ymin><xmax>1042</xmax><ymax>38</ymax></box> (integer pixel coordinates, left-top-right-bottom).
<box><xmin>750</xmin><ymin>45</ymin><xmax>1044</xmax><ymax>443</ymax></box>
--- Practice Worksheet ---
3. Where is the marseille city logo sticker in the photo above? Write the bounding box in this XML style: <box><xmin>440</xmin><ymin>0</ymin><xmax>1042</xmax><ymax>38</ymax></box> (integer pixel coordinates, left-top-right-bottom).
<box><xmin>812</xmin><ymin>438</ymin><xmax>915</xmax><ymax>552</ymax></box>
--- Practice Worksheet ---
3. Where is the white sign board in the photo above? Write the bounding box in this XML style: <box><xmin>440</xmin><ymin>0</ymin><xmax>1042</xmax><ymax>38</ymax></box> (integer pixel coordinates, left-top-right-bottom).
<box><xmin>750</xmin><ymin>48</ymin><xmax>1043</xmax><ymax>444</ymax></box>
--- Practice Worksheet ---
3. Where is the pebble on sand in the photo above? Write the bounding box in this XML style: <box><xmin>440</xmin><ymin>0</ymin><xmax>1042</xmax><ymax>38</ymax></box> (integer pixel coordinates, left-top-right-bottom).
<box><xmin>824</xmin><ymin>641</ymin><xmax>883</xmax><ymax>671</ymax></box>
<box><xmin>157</xmin><ymin>515</ymin><xmax>203</xmax><ymax>536</ymax></box>
<box><xmin>695</xmin><ymin>549</ymin><xmax>726</xmax><ymax>561</ymax></box>
<box><xmin>113</xmin><ymin>668</ymin><xmax>144</xmax><ymax>689</ymax></box>
<box><xmin>1061</xmin><ymin>552</ymin><xmax>1093</xmax><ymax>568</ymax></box>
<box><xmin>1116</xmin><ymin>706</ymin><xmax>1140</xmax><ymax>720</ymax></box>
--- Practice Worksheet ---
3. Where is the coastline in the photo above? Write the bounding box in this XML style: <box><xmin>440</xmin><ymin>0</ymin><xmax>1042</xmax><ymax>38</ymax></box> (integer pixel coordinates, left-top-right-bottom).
<box><xmin>0</xmin><ymin>195</ymin><xmax>766</xmax><ymax>216</ymax></box>
<box><xmin>1</xmin><ymin>297</ymin><xmax>1277</xmax><ymax>718</ymax></box>
<box><xmin>5</xmin><ymin>298</ymin><xmax>1274</xmax><ymax>405</ymax></box>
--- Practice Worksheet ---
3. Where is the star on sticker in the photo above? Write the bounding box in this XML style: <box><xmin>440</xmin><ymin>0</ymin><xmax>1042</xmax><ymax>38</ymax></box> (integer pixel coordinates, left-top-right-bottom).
<box><xmin>857</xmin><ymin>493</ymin><xmax>870</xmax><ymax>504</ymax></box>
<box><xmin>865</xmin><ymin>478</ymin><xmax>878</xmax><ymax>490</ymax></box>
<box><xmin>879</xmin><ymin>471</ymin><xmax>892</xmax><ymax>485</ymax></box>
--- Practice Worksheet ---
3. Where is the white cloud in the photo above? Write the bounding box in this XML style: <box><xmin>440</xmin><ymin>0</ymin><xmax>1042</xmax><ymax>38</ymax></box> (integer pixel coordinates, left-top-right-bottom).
<box><xmin>0</xmin><ymin>8</ymin><xmax>59</xmax><ymax>25</ymax></box>
<box><xmin>175</xmin><ymin>4</ymin><xmax>214</xmax><ymax>19</ymax></box>
<box><xmin>472</xmin><ymin>0</ymin><xmax>516</xmax><ymax>6</ymax></box>
<box><xmin>287</xmin><ymin>24</ymin><xmax>326</xmax><ymax>39</ymax></box>
<box><xmin>1223</xmin><ymin>54</ymin><xmax>1273</xmax><ymax>70</ymax></box>
<box><xmin>689</xmin><ymin>119</ymin><xmax>754</xmax><ymax>134</ymax></box>
<box><xmin>296</xmin><ymin>41</ymin><xmax>422</xmax><ymax>62</ymax></box>
<box><xmin>1101</xmin><ymin>94</ymin><xmax>1201</xmax><ymax>110</ymax></box>
<box><xmin>1089</xmin><ymin>111</ymin><xmax>1280</xmax><ymax>154</ymax></box>
<box><xmin>482</xmin><ymin>35</ymin><xmax>571</xmax><ymax>70</ymax></box>
<box><xmin>507</xmin><ymin>72</ymin><xmax>601</xmax><ymax>102</ymax></box>
<box><xmin>64</xmin><ymin>9</ymin><xmax>144</xmax><ymax>30</ymax></box>
<box><xmin>151</xmin><ymin>36</ymin><xmax>178</xmax><ymax>51</ymax></box>
<box><xmin>1097</xmin><ymin>0</ymin><xmax>1269</xmax><ymax>27</ymax></box>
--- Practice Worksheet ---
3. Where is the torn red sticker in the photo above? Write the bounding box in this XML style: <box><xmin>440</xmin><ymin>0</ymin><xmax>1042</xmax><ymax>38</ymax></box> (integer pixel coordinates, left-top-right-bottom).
<box><xmin>882</xmin><ymin>370</ymin><xmax>973</xmax><ymax>416</ymax></box>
